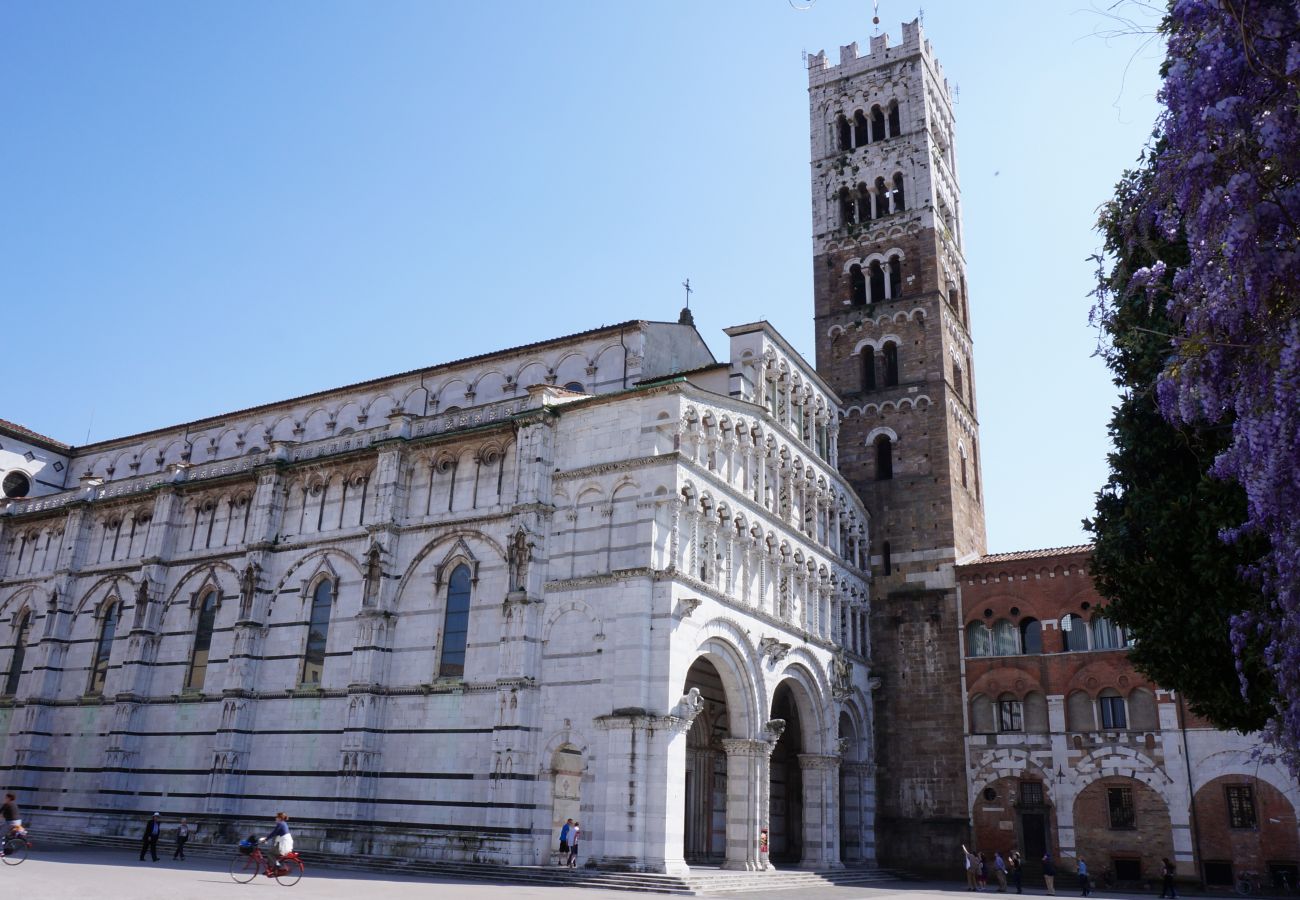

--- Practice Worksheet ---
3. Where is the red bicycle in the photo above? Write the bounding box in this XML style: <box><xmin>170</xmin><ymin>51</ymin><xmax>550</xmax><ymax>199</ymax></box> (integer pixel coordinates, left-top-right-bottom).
<box><xmin>230</xmin><ymin>840</ymin><xmax>304</xmax><ymax>886</ymax></box>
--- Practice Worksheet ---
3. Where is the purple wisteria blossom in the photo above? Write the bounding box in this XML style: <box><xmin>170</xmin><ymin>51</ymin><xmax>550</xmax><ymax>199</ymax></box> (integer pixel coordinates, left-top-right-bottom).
<box><xmin>1141</xmin><ymin>0</ymin><xmax>1300</xmax><ymax>772</ymax></box>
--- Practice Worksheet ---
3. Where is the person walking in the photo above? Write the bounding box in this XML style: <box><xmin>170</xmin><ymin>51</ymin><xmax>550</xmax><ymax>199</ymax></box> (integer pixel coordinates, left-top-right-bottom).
<box><xmin>1077</xmin><ymin>857</ymin><xmax>1091</xmax><ymax>897</ymax></box>
<box><xmin>994</xmin><ymin>851</ymin><xmax>1009</xmax><ymax>892</ymax></box>
<box><xmin>139</xmin><ymin>813</ymin><xmax>162</xmax><ymax>862</ymax></box>
<box><xmin>566</xmin><ymin>821</ymin><xmax>581</xmax><ymax>869</ymax></box>
<box><xmin>1011</xmin><ymin>852</ymin><xmax>1024</xmax><ymax>894</ymax></box>
<box><xmin>1159</xmin><ymin>858</ymin><xmax>1178</xmax><ymax>898</ymax></box>
<box><xmin>173</xmin><ymin>819</ymin><xmax>190</xmax><ymax>860</ymax></box>
<box><xmin>962</xmin><ymin>844</ymin><xmax>981</xmax><ymax>891</ymax></box>
<box><xmin>979</xmin><ymin>853</ymin><xmax>990</xmax><ymax>891</ymax></box>
<box><xmin>1043</xmin><ymin>852</ymin><xmax>1057</xmax><ymax>896</ymax></box>
<box><xmin>557</xmin><ymin>818</ymin><xmax>573</xmax><ymax>866</ymax></box>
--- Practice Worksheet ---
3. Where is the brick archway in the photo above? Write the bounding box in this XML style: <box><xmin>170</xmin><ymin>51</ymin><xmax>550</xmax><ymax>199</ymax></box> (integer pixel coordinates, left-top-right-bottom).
<box><xmin>1073</xmin><ymin>777</ymin><xmax>1173</xmax><ymax>882</ymax></box>
<box><xmin>1193</xmin><ymin>775</ymin><xmax>1300</xmax><ymax>887</ymax></box>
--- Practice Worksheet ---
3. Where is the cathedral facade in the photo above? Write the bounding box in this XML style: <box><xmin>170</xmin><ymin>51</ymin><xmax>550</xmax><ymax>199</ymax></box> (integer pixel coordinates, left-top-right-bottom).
<box><xmin>0</xmin><ymin>319</ymin><xmax>874</xmax><ymax>872</ymax></box>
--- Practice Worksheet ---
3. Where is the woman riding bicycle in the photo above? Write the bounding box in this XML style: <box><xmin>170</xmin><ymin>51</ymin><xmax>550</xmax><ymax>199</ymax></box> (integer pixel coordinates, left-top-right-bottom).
<box><xmin>259</xmin><ymin>812</ymin><xmax>293</xmax><ymax>870</ymax></box>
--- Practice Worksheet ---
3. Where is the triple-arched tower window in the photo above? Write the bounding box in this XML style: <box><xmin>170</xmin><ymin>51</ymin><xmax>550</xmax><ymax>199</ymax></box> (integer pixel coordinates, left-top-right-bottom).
<box><xmin>837</xmin><ymin>174</ymin><xmax>906</xmax><ymax>229</ymax></box>
<box><xmin>835</xmin><ymin>101</ymin><xmax>901</xmax><ymax>151</ymax></box>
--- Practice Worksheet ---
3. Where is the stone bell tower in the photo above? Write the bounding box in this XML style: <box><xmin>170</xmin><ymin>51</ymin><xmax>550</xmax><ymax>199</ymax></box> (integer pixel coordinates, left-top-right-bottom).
<box><xmin>808</xmin><ymin>20</ymin><xmax>987</xmax><ymax>871</ymax></box>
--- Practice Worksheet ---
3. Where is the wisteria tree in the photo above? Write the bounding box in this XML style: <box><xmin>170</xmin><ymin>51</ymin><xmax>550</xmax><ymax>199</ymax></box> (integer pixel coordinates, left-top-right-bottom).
<box><xmin>1103</xmin><ymin>1</ymin><xmax>1300</xmax><ymax>771</ymax></box>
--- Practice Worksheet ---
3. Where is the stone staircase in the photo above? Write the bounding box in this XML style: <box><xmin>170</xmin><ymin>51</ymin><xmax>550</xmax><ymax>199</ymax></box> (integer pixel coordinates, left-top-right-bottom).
<box><xmin>46</xmin><ymin>833</ymin><xmax>900</xmax><ymax>895</ymax></box>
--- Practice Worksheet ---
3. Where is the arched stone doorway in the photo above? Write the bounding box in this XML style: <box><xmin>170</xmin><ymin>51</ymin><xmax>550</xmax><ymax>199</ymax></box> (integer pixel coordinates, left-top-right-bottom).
<box><xmin>550</xmin><ymin>744</ymin><xmax>584</xmax><ymax>863</ymax></box>
<box><xmin>769</xmin><ymin>681</ymin><xmax>804</xmax><ymax>864</ymax></box>
<box><xmin>683</xmin><ymin>658</ymin><xmax>730</xmax><ymax>863</ymax></box>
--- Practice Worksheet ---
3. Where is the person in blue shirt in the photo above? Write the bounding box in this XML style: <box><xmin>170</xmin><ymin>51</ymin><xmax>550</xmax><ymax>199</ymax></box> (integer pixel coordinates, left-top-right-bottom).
<box><xmin>261</xmin><ymin>812</ymin><xmax>293</xmax><ymax>871</ymax></box>
<box><xmin>558</xmin><ymin>818</ymin><xmax>573</xmax><ymax>864</ymax></box>
<box><xmin>1077</xmin><ymin>857</ymin><xmax>1091</xmax><ymax>897</ymax></box>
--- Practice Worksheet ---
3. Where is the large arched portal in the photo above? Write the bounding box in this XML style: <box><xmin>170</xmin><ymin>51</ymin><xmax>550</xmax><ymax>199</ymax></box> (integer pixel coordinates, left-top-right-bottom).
<box><xmin>769</xmin><ymin>681</ymin><xmax>805</xmax><ymax>864</ymax></box>
<box><xmin>683</xmin><ymin>658</ymin><xmax>730</xmax><ymax>862</ymax></box>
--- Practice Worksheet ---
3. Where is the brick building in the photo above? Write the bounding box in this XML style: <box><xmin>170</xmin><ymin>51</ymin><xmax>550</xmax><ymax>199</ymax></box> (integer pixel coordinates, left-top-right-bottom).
<box><xmin>959</xmin><ymin>546</ymin><xmax>1300</xmax><ymax>890</ymax></box>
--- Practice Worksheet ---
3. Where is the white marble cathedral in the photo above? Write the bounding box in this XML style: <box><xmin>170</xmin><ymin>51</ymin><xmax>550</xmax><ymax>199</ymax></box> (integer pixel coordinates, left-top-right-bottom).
<box><xmin>0</xmin><ymin>317</ymin><xmax>875</xmax><ymax>872</ymax></box>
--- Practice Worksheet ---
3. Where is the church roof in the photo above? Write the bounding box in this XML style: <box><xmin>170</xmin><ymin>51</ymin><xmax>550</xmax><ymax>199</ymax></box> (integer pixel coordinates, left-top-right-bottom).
<box><xmin>0</xmin><ymin>417</ymin><xmax>70</xmax><ymax>452</ymax></box>
<box><xmin>971</xmin><ymin>544</ymin><xmax>1093</xmax><ymax>565</ymax></box>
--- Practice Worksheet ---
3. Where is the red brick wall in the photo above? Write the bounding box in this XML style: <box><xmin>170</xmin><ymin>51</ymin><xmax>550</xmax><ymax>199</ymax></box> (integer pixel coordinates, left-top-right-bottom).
<box><xmin>1194</xmin><ymin>776</ymin><xmax>1300</xmax><ymax>875</ymax></box>
<box><xmin>1073</xmin><ymin>777</ymin><xmax>1174</xmax><ymax>882</ymax></box>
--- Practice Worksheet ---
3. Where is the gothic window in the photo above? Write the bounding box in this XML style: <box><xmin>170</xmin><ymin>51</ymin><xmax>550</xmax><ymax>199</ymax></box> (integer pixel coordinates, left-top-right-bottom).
<box><xmin>874</xmin><ymin>176</ymin><xmax>890</xmax><ymax>216</ymax></box>
<box><xmin>991</xmin><ymin>619</ymin><xmax>1018</xmax><ymax>655</ymax></box>
<box><xmin>853</xmin><ymin>109</ymin><xmax>869</xmax><ymax>146</ymax></box>
<box><xmin>439</xmin><ymin>564</ymin><xmax>472</xmax><ymax>677</ymax></box>
<box><xmin>882</xmin><ymin>342</ymin><xmax>899</xmax><ymax>387</ymax></box>
<box><xmin>300</xmin><ymin>578</ymin><xmax>333</xmax><ymax>686</ymax></box>
<box><xmin>966</xmin><ymin>621</ymin><xmax>991</xmax><ymax>657</ymax></box>
<box><xmin>892</xmin><ymin>172</ymin><xmax>906</xmax><ymax>211</ymax></box>
<box><xmin>888</xmin><ymin>100</ymin><xmax>901</xmax><ymax>137</ymax></box>
<box><xmin>1099</xmin><ymin>689</ymin><xmax>1127</xmax><ymax>729</ymax></box>
<box><xmin>186</xmin><ymin>588</ymin><xmax>219</xmax><ymax>692</ymax></box>
<box><xmin>888</xmin><ymin>255</ymin><xmax>902</xmax><ymax>299</ymax></box>
<box><xmin>850</xmin><ymin>264</ymin><xmax>867</xmax><ymax>306</ymax></box>
<box><xmin>1061</xmin><ymin>613</ymin><xmax>1089</xmax><ymax>651</ymax></box>
<box><xmin>1107</xmin><ymin>785</ymin><xmax>1136</xmax><ymax>829</ymax></box>
<box><xmin>1226</xmin><ymin>785</ymin><xmax>1256</xmax><ymax>829</ymax></box>
<box><xmin>4</xmin><ymin>611</ymin><xmax>30</xmax><ymax>695</ymax></box>
<box><xmin>1020</xmin><ymin>618</ymin><xmax>1042</xmax><ymax>654</ymax></box>
<box><xmin>861</xmin><ymin>347</ymin><xmax>876</xmax><ymax>391</ymax></box>
<box><xmin>1090</xmin><ymin>613</ymin><xmax>1124</xmax><ymax>650</ymax></box>
<box><xmin>874</xmin><ymin>435</ymin><xmax>893</xmax><ymax>481</ymax></box>
<box><xmin>836</xmin><ymin>114</ymin><xmax>852</xmax><ymax>152</ymax></box>
<box><xmin>997</xmin><ymin>694</ymin><xmax>1023</xmax><ymax>732</ymax></box>
<box><xmin>870</xmin><ymin>104</ymin><xmax>886</xmax><ymax>142</ymax></box>
<box><xmin>839</xmin><ymin>188</ymin><xmax>856</xmax><ymax>227</ymax></box>
<box><xmin>868</xmin><ymin>261</ymin><xmax>886</xmax><ymax>303</ymax></box>
<box><xmin>88</xmin><ymin>599</ymin><xmax>120</xmax><ymax>695</ymax></box>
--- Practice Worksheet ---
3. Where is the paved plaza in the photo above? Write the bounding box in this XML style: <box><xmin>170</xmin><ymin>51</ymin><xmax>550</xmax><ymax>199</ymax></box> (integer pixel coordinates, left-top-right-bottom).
<box><xmin>0</xmin><ymin>843</ymin><xmax>1249</xmax><ymax>900</ymax></box>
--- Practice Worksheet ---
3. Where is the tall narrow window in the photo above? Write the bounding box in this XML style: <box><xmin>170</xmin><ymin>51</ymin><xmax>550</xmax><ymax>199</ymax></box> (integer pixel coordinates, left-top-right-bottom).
<box><xmin>850</xmin><ymin>265</ymin><xmax>867</xmax><ymax>305</ymax></box>
<box><xmin>892</xmin><ymin>172</ymin><xmax>906</xmax><ymax>211</ymax></box>
<box><xmin>300</xmin><ymin>579</ymin><xmax>333</xmax><ymax>685</ymax></box>
<box><xmin>874</xmin><ymin>176</ymin><xmax>890</xmax><ymax>216</ymax></box>
<box><xmin>1061</xmin><ymin>613</ymin><xmax>1088</xmax><ymax>651</ymax></box>
<box><xmin>953</xmin><ymin>361</ymin><xmax>964</xmax><ymax>399</ymax></box>
<box><xmin>836</xmin><ymin>115</ymin><xmax>852</xmax><ymax>151</ymax></box>
<box><xmin>871</xmin><ymin>105</ymin><xmax>886</xmax><ymax>142</ymax></box>
<box><xmin>1226</xmin><ymin>785</ymin><xmax>1256</xmax><ymax>829</ymax></box>
<box><xmin>1099</xmin><ymin>689</ymin><xmax>1128</xmax><ymax>729</ymax></box>
<box><xmin>186</xmin><ymin>589</ymin><xmax>219</xmax><ymax>692</ymax></box>
<box><xmin>882</xmin><ymin>540</ymin><xmax>892</xmax><ymax>575</ymax></box>
<box><xmin>839</xmin><ymin>188</ymin><xmax>856</xmax><ymax>227</ymax></box>
<box><xmin>883</xmin><ymin>342</ymin><xmax>899</xmax><ymax>386</ymax></box>
<box><xmin>875</xmin><ymin>435</ymin><xmax>894</xmax><ymax>481</ymax></box>
<box><xmin>5</xmin><ymin>611</ymin><xmax>30</xmax><ymax>696</ymax></box>
<box><xmin>439</xmin><ymin>564</ymin><xmax>472</xmax><ymax>677</ymax></box>
<box><xmin>853</xmin><ymin>110</ymin><xmax>869</xmax><ymax>146</ymax></box>
<box><xmin>997</xmin><ymin>695</ymin><xmax>1024</xmax><ymax>732</ymax></box>
<box><xmin>88</xmin><ymin>600</ymin><xmax>120</xmax><ymax>694</ymax></box>
<box><xmin>868</xmin><ymin>261</ymin><xmax>886</xmax><ymax>303</ymax></box>
<box><xmin>861</xmin><ymin>348</ymin><xmax>877</xmax><ymax>391</ymax></box>
<box><xmin>888</xmin><ymin>256</ymin><xmax>902</xmax><ymax>299</ymax></box>
<box><xmin>1020</xmin><ymin>618</ymin><xmax>1043</xmax><ymax>654</ymax></box>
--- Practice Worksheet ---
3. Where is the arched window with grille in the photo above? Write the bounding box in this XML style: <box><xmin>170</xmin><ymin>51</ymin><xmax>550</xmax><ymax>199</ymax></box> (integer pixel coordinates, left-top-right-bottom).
<box><xmin>439</xmin><ymin>564</ymin><xmax>472</xmax><ymax>677</ymax></box>
<box><xmin>300</xmin><ymin>578</ymin><xmax>333</xmax><ymax>685</ymax></box>
<box><xmin>5</xmin><ymin>610</ymin><xmax>30</xmax><ymax>696</ymax></box>
<box><xmin>186</xmin><ymin>588</ymin><xmax>219</xmax><ymax>691</ymax></box>
<box><xmin>88</xmin><ymin>599</ymin><xmax>120</xmax><ymax>694</ymax></box>
<box><xmin>966</xmin><ymin>621</ymin><xmax>991</xmax><ymax>657</ymax></box>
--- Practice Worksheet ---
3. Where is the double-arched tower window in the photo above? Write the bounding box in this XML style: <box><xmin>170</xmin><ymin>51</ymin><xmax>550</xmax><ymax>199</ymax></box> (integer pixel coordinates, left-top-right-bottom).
<box><xmin>186</xmin><ymin>588</ymin><xmax>219</xmax><ymax>691</ymax></box>
<box><xmin>88</xmin><ymin>599</ymin><xmax>120</xmax><ymax>694</ymax></box>
<box><xmin>439</xmin><ymin>564</ymin><xmax>473</xmax><ymax>677</ymax></box>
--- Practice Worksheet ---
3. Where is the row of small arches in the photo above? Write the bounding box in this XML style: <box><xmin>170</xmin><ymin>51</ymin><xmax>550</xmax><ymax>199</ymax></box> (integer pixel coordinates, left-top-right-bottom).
<box><xmin>966</xmin><ymin>613</ymin><xmax>1131</xmax><ymax>657</ymax></box>
<box><xmin>969</xmin><ymin>686</ymin><xmax>1160</xmax><ymax>735</ymax></box>
<box><xmin>835</xmin><ymin>102</ymin><xmax>902</xmax><ymax>151</ymax></box>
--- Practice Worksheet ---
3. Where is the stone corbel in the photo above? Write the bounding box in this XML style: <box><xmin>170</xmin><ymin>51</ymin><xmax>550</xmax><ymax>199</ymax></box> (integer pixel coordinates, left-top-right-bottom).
<box><xmin>677</xmin><ymin>597</ymin><xmax>703</xmax><ymax>619</ymax></box>
<box><xmin>759</xmin><ymin>636</ymin><xmax>792</xmax><ymax>663</ymax></box>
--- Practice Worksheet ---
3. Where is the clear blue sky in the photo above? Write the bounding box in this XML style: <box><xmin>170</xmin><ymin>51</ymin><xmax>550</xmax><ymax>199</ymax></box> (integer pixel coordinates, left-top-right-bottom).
<box><xmin>0</xmin><ymin>1</ymin><xmax>1163</xmax><ymax>554</ymax></box>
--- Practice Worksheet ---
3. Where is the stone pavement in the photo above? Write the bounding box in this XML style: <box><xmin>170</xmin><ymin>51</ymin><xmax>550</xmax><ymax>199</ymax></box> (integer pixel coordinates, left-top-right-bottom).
<box><xmin>0</xmin><ymin>846</ymin><xmax>1247</xmax><ymax>900</ymax></box>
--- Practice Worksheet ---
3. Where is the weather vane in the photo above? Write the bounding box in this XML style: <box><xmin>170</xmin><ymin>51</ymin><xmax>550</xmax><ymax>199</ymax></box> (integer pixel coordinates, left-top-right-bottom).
<box><xmin>682</xmin><ymin>278</ymin><xmax>694</xmax><ymax>310</ymax></box>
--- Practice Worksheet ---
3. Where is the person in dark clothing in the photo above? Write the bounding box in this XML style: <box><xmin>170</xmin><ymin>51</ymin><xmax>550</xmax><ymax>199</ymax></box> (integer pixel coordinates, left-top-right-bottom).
<box><xmin>173</xmin><ymin>819</ymin><xmax>190</xmax><ymax>860</ymax></box>
<box><xmin>0</xmin><ymin>794</ymin><xmax>21</xmax><ymax>834</ymax></box>
<box><xmin>1160</xmin><ymin>858</ymin><xmax>1178</xmax><ymax>898</ymax></box>
<box><xmin>139</xmin><ymin>813</ymin><xmax>162</xmax><ymax>861</ymax></box>
<box><xmin>261</xmin><ymin>812</ymin><xmax>293</xmax><ymax>872</ymax></box>
<box><xmin>1043</xmin><ymin>853</ymin><xmax>1057</xmax><ymax>896</ymax></box>
<box><xmin>1011</xmin><ymin>852</ymin><xmax>1024</xmax><ymax>894</ymax></box>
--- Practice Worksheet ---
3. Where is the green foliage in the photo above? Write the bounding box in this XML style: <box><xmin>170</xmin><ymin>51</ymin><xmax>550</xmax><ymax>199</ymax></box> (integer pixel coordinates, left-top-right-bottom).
<box><xmin>1085</xmin><ymin>155</ymin><xmax>1274</xmax><ymax>733</ymax></box>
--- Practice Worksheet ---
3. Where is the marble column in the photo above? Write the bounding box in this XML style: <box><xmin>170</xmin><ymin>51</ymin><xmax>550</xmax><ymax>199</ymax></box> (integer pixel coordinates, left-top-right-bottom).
<box><xmin>798</xmin><ymin>753</ymin><xmax>843</xmax><ymax>869</ymax></box>
<box><xmin>720</xmin><ymin>739</ymin><xmax>771</xmax><ymax>870</ymax></box>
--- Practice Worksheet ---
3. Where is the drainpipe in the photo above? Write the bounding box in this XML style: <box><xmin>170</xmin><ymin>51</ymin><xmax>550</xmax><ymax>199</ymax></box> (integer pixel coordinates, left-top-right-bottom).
<box><xmin>619</xmin><ymin>325</ymin><xmax>629</xmax><ymax>389</ymax></box>
<box><xmin>1177</xmin><ymin>693</ymin><xmax>1205</xmax><ymax>888</ymax></box>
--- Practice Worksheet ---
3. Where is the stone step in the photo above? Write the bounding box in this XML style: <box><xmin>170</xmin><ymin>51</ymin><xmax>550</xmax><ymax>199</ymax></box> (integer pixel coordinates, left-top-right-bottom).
<box><xmin>44</xmin><ymin>833</ymin><xmax>897</xmax><ymax>895</ymax></box>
